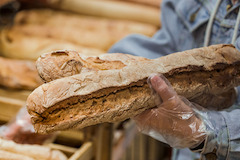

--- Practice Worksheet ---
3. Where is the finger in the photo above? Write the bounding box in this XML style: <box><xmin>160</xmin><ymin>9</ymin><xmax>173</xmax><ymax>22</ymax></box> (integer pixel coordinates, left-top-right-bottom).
<box><xmin>150</xmin><ymin>75</ymin><xmax>177</xmax><ymax>102</ymax></box>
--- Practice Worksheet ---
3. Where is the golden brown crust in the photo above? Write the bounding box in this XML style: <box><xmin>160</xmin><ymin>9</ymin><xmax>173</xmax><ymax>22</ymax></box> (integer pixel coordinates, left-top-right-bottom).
<box><xmin>37</xmin><ymin>50</ymin><xmax>237</xmax><ymax>110</ymax></box>
<box><xmin>0</xmin><ymin>57</ymin><xmax>42</xmax><ymax>90</ymax></box>
<box><xmin>0</xmin><ymin>28</ymin><xmax>104</xmax><ymax>60</ymax></box>
<box><xmin>37</xmin><ymin>51</ymin><xmax>148</xmax><ymax>82</ymax></box>
<box><xmin>0</xmin><ymin>8</ymin><xmax>158</xmax><ymax>60</ymax></box>
<box><xmin>0</xmin><ymin>9</ymin><xmax>157</xmax><ymax>60</ymax></box>
<box><xmin>14</xmin><ymin>8</ymin><xmax>157</xmax><ymax>39</ymax></box>
<box><xmin>190</xmin><ymin>88</ymin><xmax>237</xmax><ymax>110</ymax></box>
<box><xmin>27</xmin><ymin>44</ymin><xmax>240</xmax><ymax>133</ymax></box>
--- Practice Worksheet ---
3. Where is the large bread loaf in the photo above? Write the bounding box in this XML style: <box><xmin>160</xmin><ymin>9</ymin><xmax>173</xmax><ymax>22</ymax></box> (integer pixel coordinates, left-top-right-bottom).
<box><xmin>0</xmin><ymin>9</ymin><xmax>158</xmax><ymax>60</ymax></box>
<box><xmin>0</xmin><ymin>27</ymin><xmax>104</xmax><ymax>60</ymax></box>
<box><xmin>14</xmin><ymin>9</ymin><xmax>157</xmax><ymax>38</ymax></box>
<box><xmin>0</xmin><ymin>150</ymin><xmax>34</xmax><ymax>160</ymax></box>
<box><xmin>0</xmin><ymin>9</ymin><xmax>109</xmax><ymax>60</ymax></box>
<box><xmin>0</xmin><ymin>138</ymin><xmax>67</xmax><ymax>160</ymax></box>
<box><xmin>27</xmin><ymin>44</ymin><xmax>240</xmax><ymax>133</ymax></box>
<box><xmin>0</xmin><ymin>57</ymin><xmax>42</xmax><ymax>90</ymax></box>
<box><xmin>36</xmin><ymin>50</ymin><xmax>238</xmax><ymax>110</ymax></box>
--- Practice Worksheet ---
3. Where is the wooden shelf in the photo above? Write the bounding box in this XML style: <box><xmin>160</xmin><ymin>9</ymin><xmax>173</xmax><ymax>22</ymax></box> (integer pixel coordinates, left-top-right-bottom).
<box><xmin>0</xmin><ymin>88</ymin><xmax>31</xmax><ymax>122</ymax></box>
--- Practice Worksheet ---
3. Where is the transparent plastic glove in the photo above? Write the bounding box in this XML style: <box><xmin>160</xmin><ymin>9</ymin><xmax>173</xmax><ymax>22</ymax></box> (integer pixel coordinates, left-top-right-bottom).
<box><xmin>134</xmin><ymin>74</ymin><xmax>207</xmax><ymax>148</ymax></box>
<box><xmin>0</xmin><ymin>106</ymin><xmax>55</xmax><ymax>144</ymax></box>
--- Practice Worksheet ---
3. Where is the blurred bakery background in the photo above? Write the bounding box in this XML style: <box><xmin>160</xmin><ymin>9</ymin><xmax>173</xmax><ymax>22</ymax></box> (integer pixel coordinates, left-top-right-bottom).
<box><xmin>0</xmin><ymin>0</ymin><xmax>171</xmax><ymax>159</ymax></box>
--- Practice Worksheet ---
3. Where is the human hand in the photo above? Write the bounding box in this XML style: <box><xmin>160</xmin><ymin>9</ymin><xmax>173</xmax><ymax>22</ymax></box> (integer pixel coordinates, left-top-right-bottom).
<box><xmin>134</xmin><ymin>74</ymin><xmax>206</xmax><ymax>148</ymax></box>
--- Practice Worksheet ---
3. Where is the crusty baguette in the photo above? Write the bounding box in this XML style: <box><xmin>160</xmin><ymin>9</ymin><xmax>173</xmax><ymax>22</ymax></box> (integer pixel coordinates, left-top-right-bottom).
<box><xmin>10</xmin><ymin>8</ymin><xmax>157</xmax><ymax>49</ymax></box>
<box><xmin>46</xmin><ymin>0</ymin><xmax>161</xmax><ymax>26</ymax></box>
<box><xmin>36</xmin><ymin>51</ymin><xmax>236</xmax><ymax>110</ymax></box>
<box><xmin>7</xmin><ymin>24</ymin><xmax>112</xmax><ymax>51</ymax></box>
<box><xmin>14</xmin><ymin>9</ymin><xmax>157</xmax><ymax>38</ymax></box>
<box><xmin>0</xmin><ymin>138</ymin><xmax>67</xmax><ymax>160</ymax></box>
<box><xmin>0</xmin><ymin>150</ymin><xmax>34</xmax><ymax>160</ymax></box>
<box><xmin>37</xmin><ymin>51</ymin><xmax>148</xmax><ymax>82</ymax></box>
<box><xmin>27</xmin><ymin>44</ymin><xmax>240</xmax><ymax>133</ymax></box>
<box><xmin>0</xmin><ymin>8</ymin><xmax>157</xmax><ymax>59</ymax></box>
<box><xmin>0</xmin><ymin>57</ymin><xmax>42</xmax><ymax>90</ymax></box>
<box><xmin>0</xmin><ymin>28</ymin><xmax>104</xmax><ymax>60</ymax></box>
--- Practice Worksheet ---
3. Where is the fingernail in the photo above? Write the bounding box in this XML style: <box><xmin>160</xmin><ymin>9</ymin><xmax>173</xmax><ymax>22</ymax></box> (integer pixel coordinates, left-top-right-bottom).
<box><xmin>151</xmin><ymin>75</ymin><xmax>163</xmax><ymax>86</ymax></box>
<box><xmin>151</xmin><ymin>75</ymin><xmax>159</xmax><ymax>83</ymax></box>
<box><xmin>150</xmin><ymin>76</ymin><xmax>159</xmax><ymax>92</ymax></box>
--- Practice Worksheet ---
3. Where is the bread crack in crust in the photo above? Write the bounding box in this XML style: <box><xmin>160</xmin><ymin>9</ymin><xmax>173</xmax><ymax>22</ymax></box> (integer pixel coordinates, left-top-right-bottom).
<box><xmin>32</xmin><ymin>82</ymin><xmax>152</xmax><ymax>133</ymax></box>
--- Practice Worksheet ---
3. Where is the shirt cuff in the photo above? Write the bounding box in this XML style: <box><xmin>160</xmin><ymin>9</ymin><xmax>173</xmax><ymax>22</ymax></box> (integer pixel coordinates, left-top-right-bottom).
<box><xmin>199</xmin><ymin>111</ymin><xmax>229</xmax><ymax>160</ymax></box>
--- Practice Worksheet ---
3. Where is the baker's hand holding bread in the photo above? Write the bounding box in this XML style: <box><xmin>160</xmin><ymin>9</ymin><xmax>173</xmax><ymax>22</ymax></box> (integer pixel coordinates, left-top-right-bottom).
<box><xmin>134</xmin><ymin>74</ymin><xmax>206</xmax><ymax>148</ymax></box>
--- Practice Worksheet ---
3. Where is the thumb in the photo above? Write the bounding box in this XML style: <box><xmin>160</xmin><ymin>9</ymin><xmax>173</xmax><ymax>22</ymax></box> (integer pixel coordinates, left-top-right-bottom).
<box><xmin>150</xmin><ymin>74</ymin><xmax>177</xmax><ymax>102</ymax></box>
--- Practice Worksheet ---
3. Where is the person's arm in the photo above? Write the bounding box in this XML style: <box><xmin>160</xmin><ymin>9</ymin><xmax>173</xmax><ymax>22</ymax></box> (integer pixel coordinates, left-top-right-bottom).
<box><xmin>108</xmin><ymin>0</ymin><xmax>183</xmax><ymax>58</ymax></box>
<box><xmin>198</xmin><ymin>108</ymin><xmax>240</xmax><ymax>159</ymax></box>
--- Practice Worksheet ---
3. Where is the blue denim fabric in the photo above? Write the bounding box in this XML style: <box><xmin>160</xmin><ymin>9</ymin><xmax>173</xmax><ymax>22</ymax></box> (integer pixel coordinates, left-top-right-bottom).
<box><xmin>109</xmin><ymin>0</ymin><xmax>240</xmax><ymax>159</ymax></box>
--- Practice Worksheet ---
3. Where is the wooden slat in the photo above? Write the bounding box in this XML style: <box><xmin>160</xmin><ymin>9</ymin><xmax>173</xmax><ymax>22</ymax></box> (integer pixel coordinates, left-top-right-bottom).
<box><xmin>148</xmin><ymin>136</ymin><xmax>157</xmax><ymax>160</ymax></box>
<box><xmin>112</xmin><ymin>121</ymin><xmax>138</xmax><ymax>160</ymax></box>
<box><xmin>133</xmin><ymin>133</ymin><xmax>140</xmax><ymax>160</ymax></box>
<box><xmin>0</xmin><ymin>96</ymin><xmax>25</xmax><ymax>121</ymax></box>
<box><xmin>95</xmin><ymin>123</ymin><xmax>113</xmax><ymax>160</ymax></box>
<box><xmin>0</xmin><ymin>88</ymin><xmax>30</xmax><ymax>122</ymax></box>
<box><xmin>58</xmin><ymin>130</ymin><xmax>85</xmax><ymax>142</ymax></box>
<box><xmin>46</xmin><ymin>143</ymin><xmax>77</xmax><ymax>157</ymax></box>
<box><xmin>139</xmin><ymin>134</ymin><xmax>147</xmax><ymax>160</ymax></box>
<box><xmin>69</xmin><ymin>142</ymin><xmax>93</xmax><ymax>160</ymax></box>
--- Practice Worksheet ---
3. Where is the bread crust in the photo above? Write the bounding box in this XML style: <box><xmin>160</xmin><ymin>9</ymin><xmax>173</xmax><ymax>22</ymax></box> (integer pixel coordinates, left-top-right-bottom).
<box><xmin>190</xmin><ymin>88</ymin><xmax>237</xmax><ymax>110</ymax></box>
<box><xmin>37</xmin><ymin>51</ymin><xmax>148</xmax><ymax>82</ymax></box>
<box><xmin>36</xmin><ymin>50</ymin><xmax>236</xmax><ymax>110</ymax></box>
<box><xmin>0</xmin><ymin>57</ymin><xmax>42</xmax><ymax>90</ymax></box>
<box><xmin>14</xmin><ymin>9</ymin><xmax>157</xmax><ymax>39</ymax></box>
<box><xmin>0</xmin><ymin>150</ymin><xmax>34</xmax><ymax>160</ymax></box>
<box><xmin>0</xmin><ymin>138</ymin><xmax>67</xmax><ymax>160</ymax></box>
<box><xmin>27</xmin><ymin>44</ymin><xmax>240</xmax><ymax>133</ymax></box>
<box><xmin>0</xmin><ymin>28</ymin><xmax>104</xmax><ymax>60</ymax></box>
